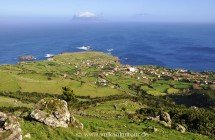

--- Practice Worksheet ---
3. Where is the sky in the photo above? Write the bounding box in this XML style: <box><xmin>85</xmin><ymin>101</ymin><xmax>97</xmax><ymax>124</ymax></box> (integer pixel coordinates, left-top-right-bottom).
<box><xmin>0</xmin><ymin>0</ymin><xmax>215</xmax><ymax>23</ymax></box>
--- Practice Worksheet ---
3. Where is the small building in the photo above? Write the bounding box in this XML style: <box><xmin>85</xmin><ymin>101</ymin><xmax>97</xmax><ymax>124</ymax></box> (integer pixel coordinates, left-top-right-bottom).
<box><xmin>97</xmin><ymin>78</ymin><xmax>108</xmax><ymax>86</ymax></box>
<box><xmin>129</xmin><ymin>67</ymin><xmax>137</xmax><ymax>72</ymax></box>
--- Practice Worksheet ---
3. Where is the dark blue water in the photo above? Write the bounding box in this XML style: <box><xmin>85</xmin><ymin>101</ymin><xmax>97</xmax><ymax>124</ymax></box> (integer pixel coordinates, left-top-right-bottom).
<box><xmin>0</xmin><ymin>22</ymin><xmax>215</xmax><ymax>71</ymax></box>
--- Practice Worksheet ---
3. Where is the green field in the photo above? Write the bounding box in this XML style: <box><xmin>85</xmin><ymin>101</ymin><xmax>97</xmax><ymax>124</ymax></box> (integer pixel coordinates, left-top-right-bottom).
<box><xmin>20</xmin><ymin>100</ymin><xmax>210</xmax><ymax>140</ymax></box>
<box><xmin>0</xmin><ymin>52</ymin><xmax>214</xmax><ymax>140</ymax></box>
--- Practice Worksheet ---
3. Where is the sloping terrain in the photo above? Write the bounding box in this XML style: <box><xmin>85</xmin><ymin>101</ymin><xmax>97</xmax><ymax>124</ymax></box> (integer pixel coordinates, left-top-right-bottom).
<box><xmin>0</xmin><ymin>51</ymin><xmax>214</xmax><ymax>139</ymax></box>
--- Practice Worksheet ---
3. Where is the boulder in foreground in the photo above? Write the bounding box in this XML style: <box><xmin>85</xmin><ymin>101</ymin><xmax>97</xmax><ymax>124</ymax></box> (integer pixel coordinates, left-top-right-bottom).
<box><xmin>0</xmin><ymin>112</ymin><xmax>22</xmax><ymax>140</ymax></box>
<box><xmin>31</xmin><ymin>98</ymin><xmax>83</xmax><ymax>129</ymax></box>
<box><xmin>30</xmin><ymin>98</ymin><xmax>70</xmax><ymax>127</ymax></box>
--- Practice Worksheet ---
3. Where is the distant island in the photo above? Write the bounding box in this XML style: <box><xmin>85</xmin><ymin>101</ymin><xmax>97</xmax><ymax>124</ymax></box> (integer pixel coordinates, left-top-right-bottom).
<box><xmin>0</xmin><ymin>51</ymin><xmax>214</xmax><ymax>140</ymax></box>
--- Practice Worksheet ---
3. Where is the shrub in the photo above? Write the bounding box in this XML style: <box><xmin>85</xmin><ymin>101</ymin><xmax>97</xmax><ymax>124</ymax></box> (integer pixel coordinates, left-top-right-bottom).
<box><xmin>61</xmin><ymin>87</ymin><xmax>78</xmax><ymax>102</ymax></box>
<box><xmin>0</xmin><ymin>91</ymin><xmax>56</xmax><ymax>103</ymax></box>
<box><xmin>174</xmin><ymin>83</ymin><xmax>192</xmax><ymax>89</ymax></box>
<box><xmin>169</xmin><ymin>108</ymin><xmax>215</xmax><ymax>137</ymax></box>
<box><xmin>135</xmin><ymin>89</ymin><xmax>215</xmax><ymax>137</ymax></box>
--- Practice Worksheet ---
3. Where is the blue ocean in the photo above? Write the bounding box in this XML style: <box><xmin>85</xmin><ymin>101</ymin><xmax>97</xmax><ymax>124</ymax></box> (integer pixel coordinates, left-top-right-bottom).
<box><xmin>0</xmin><ymin>22</ymin><xmax>215</xmax><ymax>71</ymax></box>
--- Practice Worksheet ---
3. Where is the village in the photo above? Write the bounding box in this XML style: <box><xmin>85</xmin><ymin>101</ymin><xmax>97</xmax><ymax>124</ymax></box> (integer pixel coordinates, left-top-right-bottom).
<box><xmin>16</xmin><ymin>52</ymin><xmax>215</xmax><ymax>96</ymax></box>
<box><xmin>43</xmin><ymin>51</ymin><xmax>215</xmax><ymax>95</ymax></box>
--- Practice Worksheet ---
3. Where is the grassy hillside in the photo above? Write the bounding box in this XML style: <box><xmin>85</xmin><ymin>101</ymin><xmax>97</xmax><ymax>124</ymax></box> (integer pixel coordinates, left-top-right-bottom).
<box><xmin>0</xmin><ymin>51</ymin><xmax>214</xmax><ymax>139</ymax></box>
<box><xmin>0</xmin><ymin>52</ymin><xmax>123</xmax><ymax>97</ymax></box>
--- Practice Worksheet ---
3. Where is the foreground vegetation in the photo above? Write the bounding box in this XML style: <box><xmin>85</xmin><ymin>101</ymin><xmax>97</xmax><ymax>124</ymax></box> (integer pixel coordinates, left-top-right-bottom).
<box><xmin>0</xmin><ymin>51</ymin><xmax>214</xmax><ymax>139</ymax></box>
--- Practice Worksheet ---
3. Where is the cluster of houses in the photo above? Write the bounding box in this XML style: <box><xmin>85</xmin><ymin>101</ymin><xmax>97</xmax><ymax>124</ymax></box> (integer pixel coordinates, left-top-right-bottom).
<box><xmin>81</xmin><ymin>58</ymin><xmax>214</xmax><ymax>88</ymax></box>
<box><xmin>46</xmin><ymin>54</ymin><xmax>214</xmax><ymax>90</ymax></box>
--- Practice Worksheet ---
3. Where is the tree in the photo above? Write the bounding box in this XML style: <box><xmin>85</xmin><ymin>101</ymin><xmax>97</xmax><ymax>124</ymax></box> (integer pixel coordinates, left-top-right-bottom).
<box><xmin>61</xmin><ymin>87</ymin><xmax>78</xmax><ymax>102</ymax></box>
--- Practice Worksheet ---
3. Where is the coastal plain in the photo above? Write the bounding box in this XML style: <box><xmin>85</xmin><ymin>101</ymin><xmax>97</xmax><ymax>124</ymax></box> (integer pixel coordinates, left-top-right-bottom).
<box><xmin>0</xmin><ymin>51</ymin><xmax>214</xmax><ymax>140</ymax></box>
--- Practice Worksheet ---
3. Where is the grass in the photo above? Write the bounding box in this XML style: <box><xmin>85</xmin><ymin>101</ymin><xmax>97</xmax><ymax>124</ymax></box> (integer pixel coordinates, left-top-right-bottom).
<box><xmin>173</xmin><ymin>84</ymin><xmax>192</xmax><ymax>89</ymax></box>
<box><xmin>79</xmin><ymin>117</ymin><xmax>210</xmax><ymax>140</ymax></box>
<box><xmin>0</xmin><ymin>71</ymin><xmax>20</xmax><ymax>92</ymax></box>
<box><xmin>1</xmin><ymin>93</ymin><xmax>211</xmax><ymax>140</ymax></box>
<box><xmin>21</xmin><ymin>120</ymin><xmax>82</xmax><ymax>140</ymax></box>
<box><xmin>141</xmin><ymin>85</ymin><xmax>151</xmax><ymax>91</ymax></box>
<box><xmin>0</xmin><ymin>52</ymin><xmax>123</xmax><ymax>97</ymax></box>
<box><xmin>16</xmin><ymin>77</ymin><xmax>71</xmax><ymax>94</ymax></box>
<box><xmin>0</xmin><ymin>51</ymin><xmax>213</xmax><ymax>139</ymax></box>
<box><xmin>167</xmin><ymin>88</ymin><xmax>180</xmax><ymax>94</ymax></box>
<box><xmin>147</xmin><ymin>90</ymin><xmax>164</xmax><ymax>96</ymax></box>
<box><xmin>0</xmin><ymin>96</ymin><xmax>33</xmax><ymax>108</ymax></box>
<box><xmin>170</xmin><ymin>81</ymin><xmax>192</xmax><ymax>89</ymax></box>
<box><xmin>84</xmin><ymin>99</ymin><xmax>142</xmax><ymax>118</ymax></box>
<box><xmin>20</xmin><ymin>115</ymin><xmax>210</xmax><ymax>140</ymax></box>
<box><xmin>72</xmin><ymin>84</ymin><xmax>123</xmax><ymax>97</ymax></box>
<box><xmin>0</xmin><ymin>52</ymin><xmax>194</xmax><ymax>96</ymax></box>
<box><xmin>152</xmin><ymin>84</ymin><xmax>170</xmax><ymax>93</ymax></box>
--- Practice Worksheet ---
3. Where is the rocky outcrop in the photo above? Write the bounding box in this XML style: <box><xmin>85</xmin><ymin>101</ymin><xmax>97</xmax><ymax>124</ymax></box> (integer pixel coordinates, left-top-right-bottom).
<box><xmin>0</xmin><ymin>112</ymin><xmax>22</xmax><ymax>140</ymax></box>
<box><xmin>23</xmin><ymin>133</ymin><xmax>31</xmax><ymax>139</ymax></box>
<box><xmin>159</xmin><ymin>111</ymin><xmax>172</xmax><ymax>127</ymax></box>
<box><xmin>147</xmin><ymin>111</ymin><xmax>172</xmax><ymax>128</ymax></box>
<box><xmin>146</xmin><ymin>111</ymin><xmax>186</xmax><ymax>133</ymax></box>
<box><xmin>209</xmin><ymin>84</ymin><xmax>215</xmax><ymax>90</ymax></box>
<box><xmin>174</xmin><ymin>124</ymin><xmax>186</xmax><ymax>133</ymax></box>
<box><xmin>30</xmin><ymin>98</ymin><xmax>83</xmax><ymax>129</ymax></box>
<box><xmin>30</xmin><ymin>98</ymin><xmax>71</xmax><ymax>128</ymax></box>
<box><xmin>19</xmin><ymin>55</ymin><xmax>35</xmax><ymax>62</ymax></box>
<box><xmin>144</xmin><ymin>126</ymin><xmax>158</xmax><ymax>133</ymax></box>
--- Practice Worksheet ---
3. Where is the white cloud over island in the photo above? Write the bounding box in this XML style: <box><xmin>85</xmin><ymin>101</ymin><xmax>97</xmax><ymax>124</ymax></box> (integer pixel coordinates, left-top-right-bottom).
<box><xmin>73</xmin><ymin>11</ymin><xmax>100</xmax><ymax>21</ymax></box>
<box><xmin>74</xmin><ymin>12</ymin><xmax>97</xmax><ymax>18</ymax></box>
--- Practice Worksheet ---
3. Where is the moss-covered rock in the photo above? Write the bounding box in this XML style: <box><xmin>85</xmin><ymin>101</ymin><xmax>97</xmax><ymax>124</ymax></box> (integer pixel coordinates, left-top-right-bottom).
<box><xmin>0</xmin><ymin>112</ymin><xmax>22</xmax><ymax>140</ymax></box>
<box><xmin>30</xmin><ymin>98</ymin><xmax>84</xmax><ymax>129</ymax></box>
<box><xmin>30</xmin><ymin>98</ymin><xmax>71</xmax><ymax>128</ymax></box>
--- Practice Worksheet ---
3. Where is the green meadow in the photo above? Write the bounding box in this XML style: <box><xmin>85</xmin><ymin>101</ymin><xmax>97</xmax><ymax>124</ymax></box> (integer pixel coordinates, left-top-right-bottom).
<box><xmin>0</xmin><ymin>52</ymin><xmax>214</xmax><ymax>140</ymax></box>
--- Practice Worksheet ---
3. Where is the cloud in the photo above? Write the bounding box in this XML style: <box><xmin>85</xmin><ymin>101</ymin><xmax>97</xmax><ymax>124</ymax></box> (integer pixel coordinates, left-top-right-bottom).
<box><xmin>134</xmin><ymin>13</ymin><xmax>150</xmax><ymax>17</ymax></box>
<box><xmin>75</xmin><ymin>12</ymin><xmax>97</xmax><ymax>18</ymax></box>
<box><xmin>73</xmin><ymin>12</ymin><xmax>99</xmax><ymax>21</ymax></box>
